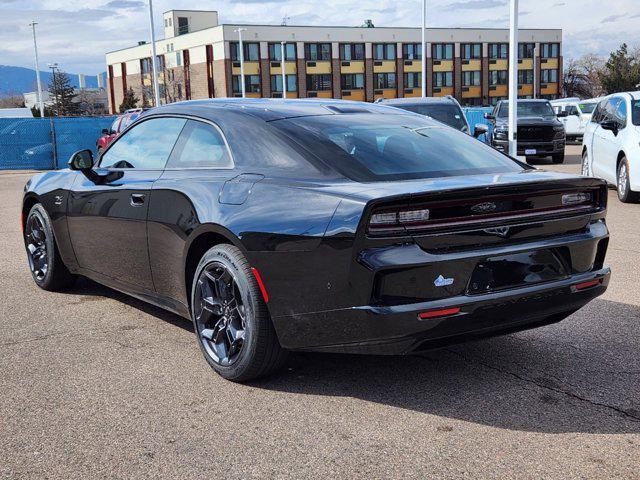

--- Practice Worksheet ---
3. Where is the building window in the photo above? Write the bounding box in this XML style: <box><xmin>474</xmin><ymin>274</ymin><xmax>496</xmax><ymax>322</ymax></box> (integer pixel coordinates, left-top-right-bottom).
<box><xmin>541</xmin><ymin>43</ymin><xmax>559</xmax><ymax>58</ymax></box>
<box><xmin>156</xmin><ymin>55</ymin><xmax>165</xmax><ymax>71</ymax></box>
<box><xmin>541</xmin><ymin>69</ymin><xmax>558</xmax><ymax>83</ymax></box>
<box><xmin>306</xmin><ymin>74</ymin><xmax>332</xmax><ymax>91</ymax></box>
<box><xmin>489</xmin><ymin>43</ymin><xmax>508</xmax><ymax>59</ymax></box>
<box><xmin>374</xmin><ymin>73</ymin><xmax>396</xmax><ymax>89</ymax></box>
<box><xmin>518</xmin><ymin>69</ymin><xmax>534</xmax><ymax>84</ymax></box>
<box><xmin>141</xmin><ymin>58</ymin><xmax>152</xmax><ymax>75</ymax></box>
<box><xmin>268</xmin><ymin>43</ymin><xmax>296</xmax><ymax>61</ymax></box>
<box><xmin>404</xmin><ymin>72</ymin><xmax>421</xmax><ymax>88</ymax></box>
<box><xmin>518</xmin><ymin>43</ymin><xmax>535</xmax><ymax>59</ymax></box>
<box><xmin>373</xmin><ymin>43</ymin><xmax>396</xmax><ymax>61</ymax></box>
<box><xmin>177</xmin><ymin>17</ymin><xmax>189</xmax><ymax>35</ymax></box>
<box><xmin>305</xmin><ymin>43</ymin><xmax>331</xmax><ymax>61</ymax></box>
<box><xmin>402</xmin><ymin>43</ymin><xmax>422</xmax><ymax>60</ymax></box>
<box><xmin>339</xmin><ymin>43</ymin><xmax>365</xmax><ymax>61</ymax></box>
<box><xmin>433</xmin><ymin>71</ymin><xmax>453</xmax><ymax>87</ymax></box>
<box><xmin>341</xmin><ymin>73</ymin><xmax>364</xmax><ymax>90</ymax></box>
<box><xmin>230</xmin><ymin>42</ymin><xmax>260</xmax><ymax>62</ymax></box>
<box><xmin>462</xmin><ymin>70</ymin><xmax>481</xmax><ymax>86</ymax></box>
<box><xmin>270</xmin><ymin>74</ymin><xmax>297</xmax><ymax>92</ymax></box>
<box><xmin>489</xmin><ymin>70</ymin><xmax>508</xmax><ymax>85</ymax></box>
<box><xmin>432</xmin><ymin>43</ymin><xmax>454</xmax><ymax>60</ymax></box>
<box><xmin>232</xmin><ymin>75</ymin><xmax>261</xmax><ymax>94</ymax></box>
<box><xmin>461</xmin><ymin>43</ymin><xmax>481</xmax><ymax>60</ymax></box>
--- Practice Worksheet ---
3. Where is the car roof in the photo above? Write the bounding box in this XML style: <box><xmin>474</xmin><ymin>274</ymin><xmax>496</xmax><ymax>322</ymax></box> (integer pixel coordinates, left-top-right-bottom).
<box><xmin>142</xmin><ymin>98</ymin><xmax>431</xmax><ymax>122</ymax></box>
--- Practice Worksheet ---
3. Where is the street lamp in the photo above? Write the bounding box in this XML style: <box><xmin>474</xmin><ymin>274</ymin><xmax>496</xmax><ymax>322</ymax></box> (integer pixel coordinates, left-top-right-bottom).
<box><xmin>281</xmin><ymin>41</ymin><xmax>287</xmax><ymax>99</ymax></box>
<box><xmin>507</xmin><ymin>0</ymin><xmax>519</xmax><ymax>157</ymax></box>
<box><xmin>28</xmin><ymin>21</ymin><xmax>45</xmax><ymax>117</ymax></box>
<box><xmin>421</xmin><ymin>0</ymin><xmax>427</xmax><ymax>97</ymax></box>
<box><xmin>48</xmin><ymin>63</ymin><xmax>59</xmax><ymax>114</ymax></box>
<box><xmin>147</xmin><ymin>0</ymin><xmax>160</xmax><ymax>107</ymax></box>
<box><xmin>234</xmin><ymin>28</ymin><xmax>247</xmax><ymax>98</ymax></box>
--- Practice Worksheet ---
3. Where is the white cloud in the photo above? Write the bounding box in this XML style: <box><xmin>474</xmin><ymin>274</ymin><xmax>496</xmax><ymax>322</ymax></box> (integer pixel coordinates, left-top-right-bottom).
<box><xmin>1</xmin><ymin>0</ymin><xmax>639</xmax><ymax>74</ymax></box>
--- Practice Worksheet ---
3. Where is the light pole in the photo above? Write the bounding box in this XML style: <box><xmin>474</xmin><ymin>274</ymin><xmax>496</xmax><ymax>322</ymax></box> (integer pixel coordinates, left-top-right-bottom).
<box><xmin>235</xmin><ymin>28</ymin><xmax>247</xmax><ymax>98</ymax></box>
<box><xmin>281</xmin><ymin>41</ymin><xmax>287</xmax><ymax>99</ymax></box>
<box><xmin>147</xmin><ymin>0</ymin><xmax>161</xmax><ymax>106</ymax></box>
<box><xmin>508</xmin><ymin>0</ymin><xmax>518</xmax><ymax>157</ymax></box>
<box><xmin>29</xmin><ymin>22</ymin><xmax>45</xmax><ymax>117</ymax></box>
<box><xmin>421</xmin><ymin>0</ymin><xmax>427</xmax><ymax>97</ymax></box>
<box><xmin>47</xmin><ymin>63</ymin><xmax>58</xmax><ymax>115</ymax></box>
<box><xmin>533</xmin><ymin>45</ymin><xmax>538</xmax><ymax>99</ymax></box>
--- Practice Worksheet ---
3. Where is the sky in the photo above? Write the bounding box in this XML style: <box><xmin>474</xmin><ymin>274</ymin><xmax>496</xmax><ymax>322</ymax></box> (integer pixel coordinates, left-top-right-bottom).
<box><xmin>1</xmin><ymin>0</ymin><xmax>640</xmax><ymax>75</ymax></box>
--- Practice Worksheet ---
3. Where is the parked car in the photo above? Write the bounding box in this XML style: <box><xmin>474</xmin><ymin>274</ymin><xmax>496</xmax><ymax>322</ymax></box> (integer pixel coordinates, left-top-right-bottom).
<box><xmin>551</xmin><ymin>97</ymin><xmax>595</xmax><ymax>142</ymax></box>
<box><xmin>23</xmin><ymin>99</ymin><xmax>610</xmax><ymax>382</ymax></box>
<box><xmin>581</xmin><ymin>91</ymin><xmax>640</xmax><ymax>203</ymax></box>
<box><xmin>96</xmin><ymin>108</ymin><xmax>147</xmax><ymax>154</ymax></box>
<box><xmin>376</xmin><ymin>96</ymin><xmax>488</xmax><ymax>138</ymax></box>
<box><xmin>486</xmin><ymin>99</ymin><xmax>567</xmax><ymax>163</ymax></box>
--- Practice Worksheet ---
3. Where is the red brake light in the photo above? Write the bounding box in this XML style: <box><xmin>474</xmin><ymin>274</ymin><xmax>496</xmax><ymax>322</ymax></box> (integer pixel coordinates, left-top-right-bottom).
<box><xmin>418</xmin><ymin>307</ymin><xmax>460</xmax><ymax>319</ymax></box>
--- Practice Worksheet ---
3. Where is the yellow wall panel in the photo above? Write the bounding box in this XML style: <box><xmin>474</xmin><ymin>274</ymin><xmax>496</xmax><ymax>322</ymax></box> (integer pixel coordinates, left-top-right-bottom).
<box><xmin>341</xmin><ymin>90</ymin><xmax>365</xmax><ymax>101</ymax></box>
<box><xmin>403</xmin><ymin>60</ymin><xmax>422</xmax><ymax>73</ymax></box>
<box><xmin>433</xmin><ymin>60</ymin><xmax>454</xmax><ymax>72</ymax></box>
<box><xmin>541</xmin><ymin>83</ymin><xmax>559</xmax><ymax>95</ymax></box>
<box><xmin>462</xmin><ymin>86</ymin><xmax>482</xmax><ymax>98</ymax></box>
<box><xmin>232</xmin><ymin>62</ymin><xmax>260</xmax><ymax>75</ymax></box>
<box><xmin>403</xmin><ymin>88</ymin><xmax>423</xmax><ymax>98</ymax></box>
<box><xmin>518</xmin><ymin>84</ymin><xmax>534</xmax><ymax>95</ymax></box>
<box><xmin>340</xmin><ymin>61</ymin><xmax>365</xmax><ymax>74</ymax></box>
<box><xmin>374</xmin><ymin>88</ymin><xmax>397</xmax><ymax>100</ymax></box>
<box><xmin>541</xmin><ymin>58</ymin><xmax>559</xmax><ymax>69</ymax></box>
<box><xmin>489</xmin><ymin>85</ymin><xmax>508</xmax><ymax>96</ymax></box>
<box><xmin>461</xmin><ymin>60</ymin><xmax>481</xmax><ymax>72</ymax></box>
<box><xmin>269</xmin><ymin>61</ymin><xmax>297</xmax><ymax>75</ymax></box>
<box><xmin>518</xmin><ymin>59</ymin><xmax>533</xmax><ymax>69</ymax></box>
<box><xmin>373</xmin><ymin>60</ymin><xmax>396</xmax><ymax>73</ymax></box>
<box><xmin>311</xmin><ymin>90</ymin><xmax>333</xmax><ymax>98</ymax></box>
<box><xmin>306</xmin><ymin>61</ymin><xmax>332</xmax><ymax>74</ymax></box>
<box><xmin>246</xmin><ymin>92</ymin><xmax>261</xmax><ymax>99</ymax></box>
<box><xmin>433</xmin><ymin>87</ymin><xmax>454</xmax><ymax>97</ymax></box>
<box><xmin>489</xmin><ymin>59</ymin><xmax>508</xmax><ymax>71</ymax></box>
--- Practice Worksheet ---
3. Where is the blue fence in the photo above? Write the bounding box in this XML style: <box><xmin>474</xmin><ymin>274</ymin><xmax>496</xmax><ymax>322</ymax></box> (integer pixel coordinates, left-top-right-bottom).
<box><xmin>0</xmin><ymin>108</ymin><xmax>494</xmax><ymax>170</ymax></box>
<box><xmin>0</xmin><ymin>116</ymin><xmax>116</xmax><ymax>170</ymax></box>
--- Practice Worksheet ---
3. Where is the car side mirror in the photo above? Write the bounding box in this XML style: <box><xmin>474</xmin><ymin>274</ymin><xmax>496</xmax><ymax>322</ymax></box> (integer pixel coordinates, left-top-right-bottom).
<box><xmin>484</xmin><ymin>113</ymin><xmax>495</xmax><ymax>120</ymax></box>
<box><xmin>101</xmin><ymin>128</ymin><xmax>110</xmax><ymax>135</ymax></box>
<box><xmin>68</xmin><ymin>149</ymin><xmax>94</xmax><ymax>171</ymax></box>
<box><xmin>600</xmin><ymin>120</ymin><xmax>619</xmax><ymax>135</ymax></box>
<box><xmin>473</xmin><ymin>124</ymin><xmax>488</xmax><ymax>138</ymax></box>
<box><xmin>557</xmin><ymin>111</ymin><xmax>569</xmax><ymax>118</ymax></box>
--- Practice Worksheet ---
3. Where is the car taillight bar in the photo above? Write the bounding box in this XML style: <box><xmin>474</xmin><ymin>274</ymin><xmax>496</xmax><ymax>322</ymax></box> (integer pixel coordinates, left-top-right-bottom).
<box><xmin>418</xmin><ymin>307</ymin><xmax>460</xmax><ymax>319</ymax></box>
<box><xmin>369</xmin><ymin>208</ymin><xmax>430</xmax><ymax>233</ymax></box>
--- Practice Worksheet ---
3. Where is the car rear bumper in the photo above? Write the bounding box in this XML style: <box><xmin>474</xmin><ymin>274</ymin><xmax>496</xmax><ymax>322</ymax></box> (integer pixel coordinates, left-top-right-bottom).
<box><xmin>277</xmin><ymin>268</ymin><xmax>609</xmax><ymax>354</ymax></box>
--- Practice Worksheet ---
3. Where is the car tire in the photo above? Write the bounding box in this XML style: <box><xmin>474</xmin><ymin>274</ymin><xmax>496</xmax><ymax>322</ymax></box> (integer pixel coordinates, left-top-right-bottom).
<box><xmin>24</xmin><ymin>203</ymin><xmax>76</xmax><ymax>291</ymax></box>
<box><xmin>616</xmin><ymin>157</ymin><xmax>639</xmax><ymax>203</ymax></box>
<box><xmin>552</xmin><ymin>153</ymin><xmax>565</xmax><ymax>164</ymax></box>
<box><xmin>581</xmin><ymin>150</ymin><xmax>592</xmax><ymax>176</ymax></box>
<box><xmin>190</xmin><ymin>244</ymin><xmax>288</xmax><ymax>382</ymax></box>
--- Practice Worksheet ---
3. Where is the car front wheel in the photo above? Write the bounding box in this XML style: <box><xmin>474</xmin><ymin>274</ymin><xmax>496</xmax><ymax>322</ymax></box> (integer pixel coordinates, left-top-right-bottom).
<box><xmin>24</xmin><ymin>203</ymin><xmax>76</xmax><ymax>291</ymax></box>
<box><xmin>617</xmin><ymin>157</ymin><xmax>639</xmax><ymax>203</ymax></box>
<box><xmin>581</xmin><ymin>150</ymin><xmax>592</xmax><ymax>176</ymax></box>
<box><xmin>190</xmin><ymin>244</ymin><xmax>288</xmax><ymax>382</ymax></box>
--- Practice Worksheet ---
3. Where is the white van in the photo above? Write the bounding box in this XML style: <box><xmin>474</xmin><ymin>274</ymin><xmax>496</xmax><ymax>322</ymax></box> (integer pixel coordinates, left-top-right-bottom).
<box><xmin>551</xmin><ymin>97</ymin><xmax>601</xmax><ymax>142</ymax></box>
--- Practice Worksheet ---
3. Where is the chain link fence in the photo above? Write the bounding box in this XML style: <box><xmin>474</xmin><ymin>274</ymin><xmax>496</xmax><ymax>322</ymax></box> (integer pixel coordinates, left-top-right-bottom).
<box><xmin>0</xmin><ymin>116</ymin><xmax>116</xmax><ymax>170</ymax></box>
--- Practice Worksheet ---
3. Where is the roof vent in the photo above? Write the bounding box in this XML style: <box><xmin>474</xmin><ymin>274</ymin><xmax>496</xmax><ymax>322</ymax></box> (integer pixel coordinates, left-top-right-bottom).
<box><xmin>324</xmin><ymin>105</ymin><xmax>371</xmax><ymax>114</ymax></box>
<box><xmin>138</xmin><ymin>41</ymin><xmax>147</xmax><ymax>46</ymax></box>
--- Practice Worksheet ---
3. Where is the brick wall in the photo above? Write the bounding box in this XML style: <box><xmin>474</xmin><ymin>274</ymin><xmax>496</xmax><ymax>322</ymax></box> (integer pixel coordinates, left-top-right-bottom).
<box><xmin>331</xmin><ymin>59</ymin><xmax>341</xmax><ymax>99</ymax></box>
<box><xmin>112</xmin><ymin>76</ymin><xmax>124</xmax><ymax>113</ymax></box>
<box><xmin>396</xmin><ymin>57</ymin><xmax>404</xmax><ymax>98</ymax></box>
<box><xmin>189</xmin><ymin>63</ymin><xmax>210</xmax><ymax>99</ymax></box>
<box><xmin>211</xmin><ymin>59</ymin><xmax>230</xmax><ymax>98</ymax></box>
<box><xmin>481</xmin><ymin>57</ymin><xmax>490</xmax><ymax>104</ymax></box>
<box><xmin>365</xmin><ymin>58</ymin><xmax>374</xmax><ymax>102</ymax></box>
<box><xmin>296</xmin><ymin>59</ymin><xmax>307</xmax><ymax>98</ymax></box>
<box><xmin>454</xmin><ymin>58</ymin><xmax>462</xmax><ymax>100</ymax></box>
<box><xmin>260</xmin><ymin>59</ymin><xmax>271</xmax><ymax>98</ymax></box>
<box><xmin>426</xmin><ymin>59</ymin><xmax>434</xmax><ymax>97</ymax></box>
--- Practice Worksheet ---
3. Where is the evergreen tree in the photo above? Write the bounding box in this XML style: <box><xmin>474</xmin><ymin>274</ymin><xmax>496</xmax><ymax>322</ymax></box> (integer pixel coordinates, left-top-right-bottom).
<box><xmin>48</xmin><ymin>70</ymin><xmax>78</xmax><ymax>116</ymax></box>
<box><xmin>119</xmin><ymin>87</ymin><xmax>139</xmax><ymax>112</ymax></box>
<box><xmin>598</xmin><ymin>43</ymin><xmax>640</xmax><ymax>94</ymax></box>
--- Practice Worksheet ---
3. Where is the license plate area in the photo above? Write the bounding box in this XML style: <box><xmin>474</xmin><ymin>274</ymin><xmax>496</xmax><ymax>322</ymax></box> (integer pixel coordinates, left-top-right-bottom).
<box><xmin>467</xmin><ymin>250</ymin><xmax>568</xmax><ymax>295</ymax></box>
<box><xmin>525</xmin><ymin>148</ymin><xmax>537</xmax><ymax>155</ymax></box>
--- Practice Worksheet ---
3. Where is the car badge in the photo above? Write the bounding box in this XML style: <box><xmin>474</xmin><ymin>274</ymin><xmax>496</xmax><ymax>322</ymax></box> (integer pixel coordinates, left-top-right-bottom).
<box><xmin>484</xmin><ymin>226</ymin><xmax>511</xmax><ymax>238</ymax></box>
<box><xmin>471</xmin><ymin>202</ymin><xmax>497</xmax><ymax>214</ymax></box>
<box><xmin>434</xmin><ymin>275</ymin><xmax>454</xmax><ymax>287</ymax></box>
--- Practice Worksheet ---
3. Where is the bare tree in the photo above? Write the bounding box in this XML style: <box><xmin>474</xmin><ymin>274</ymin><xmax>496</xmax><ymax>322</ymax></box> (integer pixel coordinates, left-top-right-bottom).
<box><xmin>0</xmin><ymin>95</ymin><xmax>26</xmax><ymax>108</ymax></box>
<box><xmin>562</xmin><ymin>53</ymin><xmax>605</xmax><ymax>98</ymax></box>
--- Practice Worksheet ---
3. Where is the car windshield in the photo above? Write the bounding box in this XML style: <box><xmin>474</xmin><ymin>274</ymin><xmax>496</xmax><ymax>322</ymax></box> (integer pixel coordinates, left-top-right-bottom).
<box><xmin>272</xmin><ymin>113</ymin><xmax>524</xmax><ymax>182</ymax></box>
<box><xmin>632</xmin><ymin>99</ymin><xmax>640</xmax><ymax>126</ymax></box>
<box><xmin>392</xmin><ymin>103</ymin><xmax>467</xmax><ymax>131</ymax></box>
<box><xmin>497</xmin><ymin>102</ymin><xmax>554</xmax><ymax>117</ymax></box>
<box><xmin>579</xmin><ymin>102</ymin><xmax>597</xmax><ymax>114</ymax></box>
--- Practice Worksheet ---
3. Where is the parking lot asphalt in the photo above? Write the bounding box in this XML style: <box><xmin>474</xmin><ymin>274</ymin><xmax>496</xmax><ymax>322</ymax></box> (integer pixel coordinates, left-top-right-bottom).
<box><xmin>1</xmin><ymin>144</ymin><xmax>638</xmax><ymax>479</ymax></box>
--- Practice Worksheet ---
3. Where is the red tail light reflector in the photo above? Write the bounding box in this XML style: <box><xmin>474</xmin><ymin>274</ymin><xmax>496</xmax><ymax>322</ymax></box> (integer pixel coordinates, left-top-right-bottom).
<box><xmin>251</xmin><ymin>267</ymin><xmax>269</xmax><ymax>303</ymax></box>
<box><xmin>573</xmin><ymin>279</ymin><xmax>601</xmax><ymax>291</ymax></box>
<box><xmin>418</xmin><ymin>307</ymin><xmax>460</xmax><ymax>319</ymax></box>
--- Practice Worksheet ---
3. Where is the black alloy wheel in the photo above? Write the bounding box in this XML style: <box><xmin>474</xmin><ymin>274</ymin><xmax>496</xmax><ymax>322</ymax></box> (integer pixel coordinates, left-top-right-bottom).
<box><xmin>191</xmin><ymin>244</ymin><xmax>287</xmax><ymax>382</ymax></box>
<box><xmin>25</xmin><ymin>211</ymin><xmax>48</xmax><ymax>281</ymax></box>
<box><xmin>194</xmin><ymin>262</ymin><xmax>246</xmax><ymax>366</ymax></box>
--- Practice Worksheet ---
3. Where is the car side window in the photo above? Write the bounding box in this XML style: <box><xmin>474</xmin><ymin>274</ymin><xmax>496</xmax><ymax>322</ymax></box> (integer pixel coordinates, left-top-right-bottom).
<box><xmin>566</xmin><ymin>105</ymin><xmax>579</xmax><ymax>115</ymax></box>
<box><xmin>166</xmin><ymin>120</ymin><xmax>233</xmax><ymax>169</ymax></box>
<box><xmin>615</xmin><ymin>100</ymin><xmax>627</xmax><ymax>128</ymax></box>
<box><xmin>603</xmin><ymin>98</ymin><xmax>622</xmax><ymax>123</ymax></box>
<box><xmin>110</xmin><ymin>117</ymin><xmax>121</xmax><ymax>133</ymax></box>
<box><xmin>100</xmin><ymin>117</ymin><xmax>186</xmax><ymax>169</ymax></box>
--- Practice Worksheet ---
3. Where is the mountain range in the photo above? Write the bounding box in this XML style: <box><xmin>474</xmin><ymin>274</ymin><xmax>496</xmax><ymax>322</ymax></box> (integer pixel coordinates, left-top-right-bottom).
<box><xmin>0</xmin><ymin>65</ymin><xmax>107</xmax><ymax>97</ymax></box>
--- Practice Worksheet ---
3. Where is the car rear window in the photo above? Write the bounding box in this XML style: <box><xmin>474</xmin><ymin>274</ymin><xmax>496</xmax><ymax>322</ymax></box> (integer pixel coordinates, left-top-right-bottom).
<box><xmin>392</xmin><ymin>103</ymin><xmax>467</xmax><ymax>131</ymax></box>
<box><xmin>272</xmin><ymin>113</ymin><xmax>524</xmax><ymax>182</ymax></box>
<box><xmin>579</xmin><ymin>102</ymin><xmax>597</xmax><ymax>114</ymax></box>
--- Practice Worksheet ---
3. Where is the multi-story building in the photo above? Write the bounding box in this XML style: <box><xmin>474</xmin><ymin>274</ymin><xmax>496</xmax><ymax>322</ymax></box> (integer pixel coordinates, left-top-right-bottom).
<box><xmin>105</xmin><ymin>10</ymin><xmax>563</xmax><ymax>113</ymax></box>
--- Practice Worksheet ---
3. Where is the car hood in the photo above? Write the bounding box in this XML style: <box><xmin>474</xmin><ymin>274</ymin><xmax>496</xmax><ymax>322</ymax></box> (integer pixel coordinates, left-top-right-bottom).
<box><xmin>290</xmin><ymin>169</ymin><xmax>600</xmax><ymax>203</ymax></box>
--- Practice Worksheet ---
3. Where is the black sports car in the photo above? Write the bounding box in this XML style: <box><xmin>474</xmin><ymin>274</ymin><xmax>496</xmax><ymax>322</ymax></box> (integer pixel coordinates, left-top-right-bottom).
<box><xmin>22</xmin><ymin>99</ymin><xmax>610</xmax><ymax>382</ymax></box>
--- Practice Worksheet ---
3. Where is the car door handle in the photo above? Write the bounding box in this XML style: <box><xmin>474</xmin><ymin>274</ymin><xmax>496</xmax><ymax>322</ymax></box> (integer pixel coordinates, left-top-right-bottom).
<box><xmin>130</xmin><ymin>193</ymin><xmax>146</xmax><ymax>207</ymax></box>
